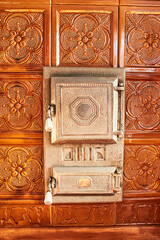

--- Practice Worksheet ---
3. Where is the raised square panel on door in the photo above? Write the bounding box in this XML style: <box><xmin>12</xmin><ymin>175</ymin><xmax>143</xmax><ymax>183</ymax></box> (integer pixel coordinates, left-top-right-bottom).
<box><xmin>0</xmin><ymin>73</ymin><xmax>43</xmax><ymax>138</ymax></box>
<box><xmin>0</xmin><ymin>4</ymin><xmax>50</xmax><ymax>68</ymax></box>
<box><xmin>52</xmin><ymin>5</ymin><xmax>118</xmax><ymax>67</ymax></box>
<box><xmin>119</xmin><ymin>6</ymin><xmax>160</xmax><ymax>68</ymax></box>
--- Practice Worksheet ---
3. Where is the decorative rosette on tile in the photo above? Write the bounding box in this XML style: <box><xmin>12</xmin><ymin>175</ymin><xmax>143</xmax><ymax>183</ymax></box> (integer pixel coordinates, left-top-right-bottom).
<box><xmin>0</xmin><ymin>13</ymin><xmax>43</xmax><ymax>64</ymax></box>
<box><xmin>0</xmin><ymin>146</ymin><xmax>43</xmax><ymax>193</ymax></box>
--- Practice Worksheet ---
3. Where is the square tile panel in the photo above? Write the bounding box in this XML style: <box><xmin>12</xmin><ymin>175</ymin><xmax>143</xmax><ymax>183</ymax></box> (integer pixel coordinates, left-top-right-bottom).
<box><xmin>52</xmin><ymin>5</ymin><xmax>118</xmax><ymax>67</ymax></box>
<box><xmin>0</xmin><ymin>4</ymin><xmax>50</xmax><ymax>67</ymax></box>
<box><xmin>119</xmin><ymin>6</ymin><xmax>160</xmax><ymax>68</ymax></box>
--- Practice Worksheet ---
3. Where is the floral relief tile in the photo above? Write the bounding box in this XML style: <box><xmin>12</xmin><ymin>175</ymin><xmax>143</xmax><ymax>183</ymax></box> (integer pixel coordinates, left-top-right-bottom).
<box><xmin>52</xmin><ymin>6</ymin><xmax>118</xmax><ymax>67</ymax></box>
<box><xmin>125</xmin><ymin>80</ymin><xmax>160</xmax><ymax>133</ymax></box>
<box><xmin>0</xmin><ymin>145</ymin><xmax>44</xmax><ymax>194</ymax></box>
<box><xmin>0</xmin><ymin>76</ymin><xmax>42</xmax><ymax>132</ymax></box>
<box><xmin>125</xmin><ymin>12</ymin><xmax>160</xmax><ymax>67</ymax></box>
<box><xmin>124</xmin><ymin>145</ymin><xmax>160</xmax><ymax>191</ymax></box>
<box><xmin>0</xmin><ymin>11</ymin><xmax>43</xmax><ymax>65</ymax></box>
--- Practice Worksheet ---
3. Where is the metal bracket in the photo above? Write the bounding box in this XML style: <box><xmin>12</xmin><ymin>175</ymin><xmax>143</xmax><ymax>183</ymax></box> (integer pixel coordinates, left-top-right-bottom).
<box><xmin>113</xmin><ymin>131</ymin><xmax>123</xmax><ymax>138</ymax></box>
<box><xmin>114</xmin><ymin>82</ymin><xmax>124</xmax><ymax>138</ymax></box>
<box><xmin>50</xmin><ymin>177</ymin><xmax>56</xmax><ymax>189</ymax></box>
<box><xmin>113</xmin><ymin>170</ymin><xmax>121</xmax><ymax>192</ymax></box>
<box><xmin>114</xmin><ymin>83</ymin><xmax>124</xmax><ymax>92</ymax></box>
<box><xmin>50</xmin><ymin>104</ymin><xmax>56</xmax><ymax>116</ymax></box>
<box><xmin>114</xmin><ymin>86</ymin><xmax>124</xmax><ymax>91</ymax></box>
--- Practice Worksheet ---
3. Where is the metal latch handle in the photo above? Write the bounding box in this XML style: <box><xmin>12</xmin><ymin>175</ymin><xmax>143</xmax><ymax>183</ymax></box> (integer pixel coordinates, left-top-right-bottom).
<box><xmin>113</xmin><ymin>82</ymin><xmax>124</xmax><ymax>138</ymax></box>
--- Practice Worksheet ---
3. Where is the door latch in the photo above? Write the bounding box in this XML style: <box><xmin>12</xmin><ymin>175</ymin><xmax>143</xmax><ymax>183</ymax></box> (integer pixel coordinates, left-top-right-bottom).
<box><xmin>44</xmin><ymin>177</ymin><xmax>56</xmax><ymax>205</ymax></box>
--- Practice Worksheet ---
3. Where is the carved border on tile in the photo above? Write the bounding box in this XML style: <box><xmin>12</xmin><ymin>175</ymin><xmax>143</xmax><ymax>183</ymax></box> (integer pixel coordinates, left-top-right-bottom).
<box><xmin>116</xmin><ymin>200</ymin><xmax>160</xmax><ymax>224</ymax></box>
<box><xmin>52</xmin><ymin>204</ymin><xmax>115</xmax><ymax>226</ymax></box>
<box><xmin>0</xmin><ymin>205</ymin><xmax>51</xmax><ymax>226</ymax></box>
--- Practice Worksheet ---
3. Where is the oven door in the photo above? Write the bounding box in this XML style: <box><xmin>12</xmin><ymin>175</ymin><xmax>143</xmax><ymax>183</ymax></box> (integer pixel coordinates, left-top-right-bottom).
<box><xmin>43</xmin><ymin>67</ymin><xmax>125</xmax><ymax>203</ymax></box>
<box><xmin>51</xmin><ymin>76</ymin><xmax>119</xmax><ymax>144</ymax></box>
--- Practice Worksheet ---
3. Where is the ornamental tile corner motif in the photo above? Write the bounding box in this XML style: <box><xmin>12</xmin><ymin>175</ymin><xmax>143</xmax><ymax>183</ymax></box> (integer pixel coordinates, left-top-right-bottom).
<box><xmin>59</xmin><ymin>13</ymin><xmax>111</xmax><ymax>66</ymax></box>
<box><xmin>0</xmin><ymin>146</ymin><xmax>44</xmax><ymax>193</ymax></box>
<box><xmin>0</xmin><ymin>12</ymin><xmax>43</xmax><ymax>65</ymax></box>
<box><xmin>125</xmin><ymin>13</ymin><xmax>160</xmax><ymax>67</ymax></box>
